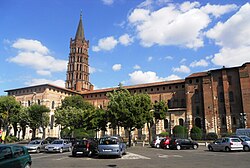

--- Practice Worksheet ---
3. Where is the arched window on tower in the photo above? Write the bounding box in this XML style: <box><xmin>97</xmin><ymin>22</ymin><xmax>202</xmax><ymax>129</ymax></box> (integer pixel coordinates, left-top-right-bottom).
<box><xmin>80</xmin><ymin>64</ymin><xmax>82</xmax><ymax>71</ymax></box>
<box><xmin>79</xmin><ymin>73</ymin><xmax>82</xmax><ymax>79</ymax></box>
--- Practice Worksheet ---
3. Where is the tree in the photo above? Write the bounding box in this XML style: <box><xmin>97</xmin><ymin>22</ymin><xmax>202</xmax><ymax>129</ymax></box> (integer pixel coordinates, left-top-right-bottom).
<box><xmin>17</xmin><ymin>107</ymin><xmax>30</xmax><ymax>139</ymax></box>
<box><xmin>173</xmin><ymin>125</ymin><xmax>185</xmax><ymax>138</ymax></box>
<box><xmin>0</xmin><ymin>96</ymin><xmax>21</xmax><ymax>141</ymax></box>
<box><xmin>190</xmin><ymin>126</ymin><xmax>202</xmax><ymax>140</ymax></box>
<box><xmin>107</xmin><ymin>86</ymin><xmax>152</xmax><ymax>147</ymax></box>
<box><xmin>55</xmin><ymin>95</ymin><xmax>95</xmax><ymax>137</ymax></box>
<box><xmin>27</xmin><ymin>104</ymin><xmax>50</xmax><ymax>138</ymax></box>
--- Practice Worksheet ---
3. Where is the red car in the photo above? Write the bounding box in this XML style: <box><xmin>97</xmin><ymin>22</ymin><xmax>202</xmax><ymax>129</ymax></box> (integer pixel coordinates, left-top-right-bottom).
<box><xmin>160</xmin><ymin>137</ymin><xmax>171</xmax><ymax>149</ymax></box>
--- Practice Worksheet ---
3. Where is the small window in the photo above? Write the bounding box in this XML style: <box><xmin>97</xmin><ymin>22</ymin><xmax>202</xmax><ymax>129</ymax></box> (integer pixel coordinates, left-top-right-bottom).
<box><xmin>50</xmin><ymin>115</ymin><xmax>54</xmax><ymax>129</ymax></box>
<box><xmin>189</xmin><ymin>79</ymin><xmax>192</xmax><ymax>84</ymax></box>
<box><xmin>151</xmin><ymin>88</ymin><xmax>153</xmax><ymax>91</ymax></box>
<box><xmin>182</xmin><ymin>85</ymin><xmax>185</xmax><ymax>88</ymax></box>
<box><xmin>145</xmin><ymin>89</ymin><xmax>147</xmax><ymax>92</ymax></box>
<box><xmin>163</xmin><ymin>87</ymin><xmax>165</xmax><ymax>90</ymax></box>
<box><xmin>218</xmin><ymin>77</ymin><xmax>223</xmax><ymax>86</ymax></box>
<box><xmin>229</xmin><ymin>91</ymin><xmax>234</xmax><ymax>102</ymax></box>
<box><xmin>52</xmin><ymin>101</ymin><xmax>55</xmax><ymax>109</ymax></box>
<box><xmin>228</xmin><ymin>76</ymin><xmax>232</xmax><ymax>85</ymax></box>
<box><xmin>169</xmin><ymin>86</ymin><xmax>171</xmax><ymax>89</ymax></box>
<box><xmin>157</xmin><ymin>88</ymin><xmax>159</xmax><ymax>91</ymax></box>
<box><xmin>196</xmin><ymin>79</ymin><xmax>199</xmax><ymax>83</ymax></box>
<box><xmin>175</xmin><ymin>85</ymin><xmax>178</xmax><ymax>89</ymax></box>
<box><xmin>179</xmin><ymin>118</ymin><xmax>184</xmax><ymax>126</ymax></box>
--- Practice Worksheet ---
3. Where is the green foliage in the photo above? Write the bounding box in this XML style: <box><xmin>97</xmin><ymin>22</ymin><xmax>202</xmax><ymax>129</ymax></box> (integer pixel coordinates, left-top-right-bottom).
<box><xmin>159</xmin><ymin>131</ymin><xmax>169</xmax><ymax>137</ymax></box>
<box><xmin>173</xmin><ymin>125</ymin><xmax>185</xmax><ymax>138</ymax></box>
<box><xmin>206</xmin><ymin>132</ymin><xmax>218</xmax><ymax>140</ymax></box>
<box><xmin>6</xmin><ymin>135</ymin><xmax>19</xmax><ymax>143</ymax></box>
<box><xmin>0</xmin><ymin>96</ymin><xmax>21</xmax><ymax>137</ymax></box>
<box><xmin>55</xmin><ymin>95</ymin><xmax>96</xmax><ymax>135</ymax></box>
<box><xmin>190</xmin><ymin>126</ymin><xmax>202</xmax><ymax>140</ymax></box>
<box><xmin>153</xmin><ymin>101</ymin><xmax>168</xmax><ymax>121</ymax></box>
<box><xmin>27</xmin><ymin>104</ymin><xmax>50</xmax><ymax>138</ymax></box>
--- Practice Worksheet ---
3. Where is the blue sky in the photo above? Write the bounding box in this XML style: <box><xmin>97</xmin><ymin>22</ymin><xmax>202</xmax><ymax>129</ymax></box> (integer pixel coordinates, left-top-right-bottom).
<box><xmin>1</xmin><ymin>0</ymin><xmax>250</xmax><ymax>95</ymax></box>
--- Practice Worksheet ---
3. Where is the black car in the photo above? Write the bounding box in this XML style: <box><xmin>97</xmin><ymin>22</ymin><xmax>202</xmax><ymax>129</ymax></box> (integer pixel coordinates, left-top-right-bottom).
<box><xmin>72</xmin><ymin>139</ymin><xmax>98</xmax><ymax>157</ymax></box>
<box><xmin>169</xmin><ymin>138</ymin><xmax>198</xmax><ymax>150</ymax></box>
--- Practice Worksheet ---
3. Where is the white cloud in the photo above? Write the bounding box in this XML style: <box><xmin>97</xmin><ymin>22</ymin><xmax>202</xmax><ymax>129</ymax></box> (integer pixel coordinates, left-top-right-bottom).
<box><xmin>112</xmin><ymin>64</ymin><xmax>122</xmax><ymax>71</ymax></box>
<box><xmin>102</xmin><ymin>0</ymin><xmax>114</xmax><ymax>5</ymax></box>
<box><xmin>212</xmin><ymin>46</ymin><xmax>250</xmax><ymax>67</ymax></box>
<box><xmin>25</xmin><ymin>79</ymin><xmax>65</xmax><ymax>88</ymax></box>
<box><xmin>190</xmin><ymin>59</ymin><xmax>209</xmax><ymax>67</ymax></box>
<box><xmin>206</xmin><ymin>55</ymin><xmax>213</xmax><ymax>60</ymax></box>
<box><xmin>92</xmin><ymin>36</ymin><xmax>118</xmax><ymax>52</ymax></box>
<box><xmin>206</xmin><ymin>3</ymin><xmax>250</xmax><ymax>67</ymax></box>
<box><xmin>128</xmin><ymin>2</ymin><xmax>237</xmax><ymax>49</ymax></box>
<box><xmin>201</xmin><ymin>3</ymin><xmax>238</xmax><ymax>18</ymax></box>
<box><xmin>147</xmin><ymin>56</ymin><xmax>153</xmax><ymax>62</ymax></box>
<box><xmin>119</xmin><ymin>34</ymin><xmax>134</xmax><ymax>46</ymax></box>
<box><xmin>165</xmin><ymin>56</ymin><xmax>173</xmax><ymax>60</ymax></box>
<box><xmin>36</xmin><ymin>70</ymin><xmax>51</xmax><ymax>76</ymax></box>
<box><xmin>129</xmin><ymin>70</ymin><xmax>181</xmax><ymax>84</ymax></box>
<box><xmin>172</xmin><ymin>65</ymin><xmax>191</xmax><ymax>73</ymax></box>
<box><xmin>8</xmin><ymin>38</ymin><xmax>67</xmax><ymax>75</ymax></box>
<box><xmin>180</xmin><ymin>58</ymin><xmax>187</xmax><ymax>63</ymax></box>
<box><xmin>133</xmin><ymin>64</ymin><xmax>141</xmax><ymax>70</ymax></box>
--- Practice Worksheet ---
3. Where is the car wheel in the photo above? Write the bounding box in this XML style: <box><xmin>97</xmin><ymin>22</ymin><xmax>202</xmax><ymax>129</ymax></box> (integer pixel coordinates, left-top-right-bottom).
<box><xmin>24</xmin><ymin>163</ymin><xmax>31</xmax><ymax>168</ymax></box>
<box><xmin>166</xmin><ymin>145</ymin><xmax>169</xmax><ymax>149</ymax></box>
<box><xmin>208</xmin><ymin>146</ymin><xmax>213</xmax><ymax>151</ymax></box>
<box><xmin>72</xmin><ymin>152</ymin><xmax>76</xmax><ymax>157</ymax></box>
<box><xmin>36</xmin><ymin>148</ymin><xmax>40</xmax><ymax>153</ymax></box>
<box><xmin>176</xmin><ymin>145</ymin><xmax>181</xmax><ymax>150</ymax></box>
<box><xmin>156</xmin><ymin>144</ymin><xmax>160</xmax><ymax>148</ymax></box>
<box><xmin>225</xmin><ymin>147</ymin><xmax>231</xmax><ymax>152</ymax></box>
<box><xmin>243</xmin><ymin>145</ymin><xmax>250</xmax><ymax>152</ymax></box>
<box><xmin>59</xmin><ymin>148</ymin><xmax>63</xmax><ymax>153</ymax></box>
<box><xmin>193</xmin><ymin>145</ymin><xmax>198</xmax><ymax>150</ymax></box>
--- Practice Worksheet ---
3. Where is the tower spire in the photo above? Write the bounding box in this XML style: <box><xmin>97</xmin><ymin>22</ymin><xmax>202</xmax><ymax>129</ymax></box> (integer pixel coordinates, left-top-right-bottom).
<box><xmin>75</xmin><ymin>11</ymin><xmax>84</xmax><ymax>40</ymax></box>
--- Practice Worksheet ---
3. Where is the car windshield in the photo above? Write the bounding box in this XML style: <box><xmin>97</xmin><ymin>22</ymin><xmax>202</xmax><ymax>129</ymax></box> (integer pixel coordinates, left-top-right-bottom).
<box><xmin>52</xmin><ymin>140</ymin><xmax>63</xmax><ymax>144</ymax></box>
<box><xmin>240</xmin><ymin>136</ymin><xmax>250</xmax><ymax>141</ymax></box>
<box><xmin>99</xmin><ymin>138</ymin><xmax>118</xmax><ymax>145</ymax></box>
<box><xmin>29</xmin><ymin>140</ymin><xmax>41</xmax><ymax>144</ymax></box>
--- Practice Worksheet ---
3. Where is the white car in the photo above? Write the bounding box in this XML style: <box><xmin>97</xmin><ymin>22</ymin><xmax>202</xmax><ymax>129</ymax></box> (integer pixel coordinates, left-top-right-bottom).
<box><xmin>150</xmin><ymin>137</ymin><xmax>164</xmax><ymax>148</ymax></box>
<box><xmin>45</xmin><ymin>139</ymin><xmax>72</xmax><ymax>153</ymax></box>
<box><xmin>26</xmin><ymin>139</ymin><xmax>49</xmax><ymax>153</ymax></box>
<box><xmin>208</xmin><ymin>137</ymin><xmax>243</xmax><ymax>152</ymax></box>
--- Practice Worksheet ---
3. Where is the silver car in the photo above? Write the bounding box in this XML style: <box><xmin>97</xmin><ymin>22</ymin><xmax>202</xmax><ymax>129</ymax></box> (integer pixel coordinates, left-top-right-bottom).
<box><xmin>45</xmin><ymin>139</ymin><xmax>72</xmax><ymax>153</ymax></box>
<box><xmin>231</xmin><ymin>135</ymin><xmax>250</xmax><ymax>151</ymax></box>
<box><xmin>208</xmin><ymin>137</ymin><xmax>243</xmax><ymax>152</ymax></box>
<box><xmin>98</xmin><ymin>136</ymin><xmax>126</xmax><ymax>158</ymax></box>
<box><xmin>26</xmin><ymin>139</ymin><xmax>49</xmax><ymax>153</ymax></box>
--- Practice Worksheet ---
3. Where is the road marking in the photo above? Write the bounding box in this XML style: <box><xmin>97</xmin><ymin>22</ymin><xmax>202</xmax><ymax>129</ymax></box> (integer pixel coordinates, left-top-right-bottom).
<box><xmin>54</xmin><ymin>156</ymin><xmax>70</xmax><ymax>160</ymax></box>
<box><xmin>31</xmin><ymin>152</ymin><xmax>70</xmax><ymax>160</ymax></box>
<box><xmin>120</xmin><ymin>152</ymin><xmax>150</xmax><ymax>160</ymax></box>
<box><xmin>158</xmin><ymin>154</ymin><xmax>183</xmax><ymax>158</ymax></box>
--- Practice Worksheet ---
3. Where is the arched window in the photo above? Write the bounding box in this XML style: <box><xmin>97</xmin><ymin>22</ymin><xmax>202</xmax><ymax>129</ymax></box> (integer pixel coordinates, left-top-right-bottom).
<box><xmin>37</xmin><ymin>99</ymin><xmax>41</xmax><ymax>105</ymax></box>
<box><xmin>179</xmin><ymin>118</ymin><xmax>184</xmax><ymax>126</ymax></box>
<box><xmin>51</xmin><ymin>101</ymin><xmax>55</xmax><ymax>109</ymax></box>
<box><xmin>195</xmin><ymin>118</ymin><xmax>202</xmax><ymax>128</ymax></box>
<box><xmin>28</xmin><ymin>100</ymin><xmax>31</xmax><ymax>106</ymax></box>
<box><xmin>164</xmin><ymin>119</ymin><xmax>169</xmax><ymax>129</ymax></box>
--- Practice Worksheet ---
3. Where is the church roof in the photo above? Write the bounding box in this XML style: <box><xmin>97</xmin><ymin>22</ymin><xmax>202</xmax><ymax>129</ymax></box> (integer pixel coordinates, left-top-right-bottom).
<box><xmin>75</xmin><ymin>13</ymin><xmax>84</xmax><ymax>40</ymax></box>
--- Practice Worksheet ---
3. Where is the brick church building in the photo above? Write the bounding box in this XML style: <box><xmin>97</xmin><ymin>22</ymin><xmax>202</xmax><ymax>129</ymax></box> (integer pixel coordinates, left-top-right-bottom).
<box><xmin>5</xmin><ymin>15</ymin><xmax>250</xmax><ymax>140</ymax></box>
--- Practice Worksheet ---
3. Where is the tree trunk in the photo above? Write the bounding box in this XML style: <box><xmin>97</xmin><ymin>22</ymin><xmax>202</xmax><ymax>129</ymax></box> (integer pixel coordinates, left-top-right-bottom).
<box><xmin>13</xmin><ymin>122</ymin><xmax>18</xmax><ymax>137</ymax></box>
<box><xmin>21</xmin><ymin>126</ymin><xmax>26</xmax><ymax>140</ymax></box>
<box><xmin>128</xmin><ymin>130</ymin><xmax>131</xmax><ymax>147</ymax></box>
<box><xmin>42</xmin><ymin>127</ymin><xmax>46</xmax><ymax>139</ymax></box>
<box><xmin>147</xmin><ymin>123</ymin><xmax>151</xmax><ymax>143</ymax></box>
<box><xmin>32</xmin><ymin>128</ymin><xmax>36</xmax><ymax>139</ymax></box>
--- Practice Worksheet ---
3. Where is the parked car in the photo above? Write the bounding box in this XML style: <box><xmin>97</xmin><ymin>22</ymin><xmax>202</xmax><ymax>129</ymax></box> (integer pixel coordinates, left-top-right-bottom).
<box><xmin>160</xmin><ymin>137</ymin><xmax>171</xmax><ymax>149</ymax></box>
<box><xmin>98</xmin><ymin>136</ymin><xmax>126</xmax><ymax>158</ymax></box>
<box><xmin>45</xmin><ymin>137</ymin><xmax>58</xmax><ymax>144</ymax></box>
<box><xmin>150</xmin><ymin>136</ymin><xmax>164</xmax><ymax>148</ymax></box>
<box><xmin>230</xmin><ymin>135</ymin><xmax>250</xmax><ymax>151</ymax></box>
<box><xmin>45</xmin><ymin>139</ymin><xmax>72</xmax><ymax>153</ymax></box>
<box><xmin>208</xmin><ymin>137</ymin><xmax>243</xmax><ymax>152</ymax></box>
<box><xmin>169</xmin><ymin>138</ymin><xmax>198</xmax><ymax>150</ymax></box>
<box><xmin>0</xmin><ymin>144</ymin><xmax>32</xmax><ymax>168</ymax></box>
<box><xmin>26</xmin><ymin>139</ymin><xmax>49</xmax><ymax>153</ymax></box>
<box><xmin>72</xmin><ymin>139</ymin><xmax>98</xmax><ymax>157</ymax></box>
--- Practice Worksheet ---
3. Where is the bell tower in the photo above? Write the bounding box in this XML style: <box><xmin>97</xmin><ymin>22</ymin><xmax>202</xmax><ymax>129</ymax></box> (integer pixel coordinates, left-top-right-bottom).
<box><xmin>65</xmin><ymin>13</ymin><xmax>93</xmax><ymax>92</ymax></box>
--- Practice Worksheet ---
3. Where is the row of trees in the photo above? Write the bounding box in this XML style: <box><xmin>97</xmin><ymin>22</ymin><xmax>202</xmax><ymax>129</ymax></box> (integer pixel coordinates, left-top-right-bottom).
<box><xmin>0</xmin><ymin>96</ymin><xmax>50</xmax><ymax>142</ymax></box>
<box><xmin>55</xmin><ymin>85</ymin><xmax>169</xmax><ymax>146</ymax></box>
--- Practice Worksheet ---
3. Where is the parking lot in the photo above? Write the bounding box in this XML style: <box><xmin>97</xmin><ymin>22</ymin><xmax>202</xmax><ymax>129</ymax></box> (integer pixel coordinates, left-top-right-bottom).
<box><xmin>31</xmin><ymin>145</ymin><xmax>250</xmax><ymax>168</ymax></box>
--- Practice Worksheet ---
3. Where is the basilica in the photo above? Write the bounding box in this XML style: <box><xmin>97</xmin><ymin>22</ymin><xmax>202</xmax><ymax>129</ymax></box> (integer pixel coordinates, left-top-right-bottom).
<box><xmin>5</xmin><ymin>15</ymin><xmax>250</xmax><ymax>140</ymax></box>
